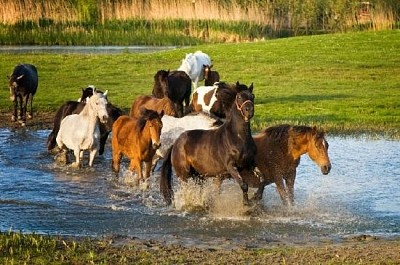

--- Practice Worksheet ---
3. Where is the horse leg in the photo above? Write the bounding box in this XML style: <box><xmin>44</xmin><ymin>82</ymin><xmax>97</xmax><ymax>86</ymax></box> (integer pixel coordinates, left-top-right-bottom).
<box><xmin>111</xmin><ymin>150</ymin><xmax>122</xmax><ymax>177</ymax></box>
<box><xmin>11</xmin><ymin>98</ymin><xmax>17</xmax><ymax>122</ymax></box>
<box><xmin>20</xmin><ymin>95</ymin><xmax>28</xmax><ymax>124</ymax></box>
<box><xmin>141</xmin><ymin>161</ymin><xmax>152</xmax><ymax>190</ymax></box>
<box><xmin>176</xmin><ymin>103</ymin><xmax>184</xmax><ymax>118</ymax></box>
<box><xmin>88</xmin><ymin>149</ymin><xmax>98</xmax><ymax>167</ymax></box>
<box><xmin>227</xmin><ymin>163</ymin><xmax>249</xmax><ymax>205</ymax></box>
<box><xmin>129</xmin><ymin>159</ymin><xmax>142</xmax><ymax>187</ymax></box>
<box><xmin>28</xmin><ymin>94</ymin><xmax>33</xmax><ymax>119</ymax></box>
<box><xmin>285</xmin><ymin>171</ymin><xmax>296</xmax><ymax>206</ymax></box>
<box><xmin>99</xmin><ymin>132</ymin><xmax>109</xmax><ymax>156</ymax></box>
<box><xmin>275</xmin><ymin>178</ymin><xmax>290</xmax><ymax>206</ymax></box>
<box><xmin>71</xmin><ymin>148</ymin><xmax>81</xmax><ymax>168</ymax></box>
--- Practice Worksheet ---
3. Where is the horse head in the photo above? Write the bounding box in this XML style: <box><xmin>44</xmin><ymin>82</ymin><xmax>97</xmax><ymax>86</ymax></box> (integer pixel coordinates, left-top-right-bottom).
<box><xmin>234</xmin><ymin>88</ymin><xmax>255</xmax><ymax>123</ymax></box>
<box><xmin>307</xmin><ymin>127</ymin><xmax>332</xmax><ymax>175</ymax></box>
<box><xmin>140</xmin><ymin>108</ymin><xmax>164</xmax><ymax>149</ymax></box>
<box><xmin>88</xmin><ymin>90</ymin><xmax>109</xmax><ymax>123</ymax></box>
<box><xmin>7</xmin><ymin>73</ymin><xmax>24</xmax><ymax>101</ymax></box>
<box><xmin>203</xmin><ymin>64</ymin><xmax>212</xmax><ymax>80</ymax></box>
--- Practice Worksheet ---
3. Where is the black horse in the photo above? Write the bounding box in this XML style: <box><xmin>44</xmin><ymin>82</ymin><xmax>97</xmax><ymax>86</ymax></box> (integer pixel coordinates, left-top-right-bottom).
<box><xmin>47</xmin><ymin>91</ymin><xmax>123</xmax><ymax>155</ymax></box>
<box><xmin>160</xmin><ymin>85</ymin><xmax>261</xmax><ymax>206</ymax></box>
<box><xmin>203</xmin><ymin>64</ymin><xmax>220</xmax><ymax>86</ymax></box>
<box><xmin>8</xmin><ymin>64</ymin><xmax>38</xmax><ymax>125</ymax></box>
<box><xmin>152</xmin><ymin>70</ymin><xmax>191</xmax><ymax>117</ymax></box>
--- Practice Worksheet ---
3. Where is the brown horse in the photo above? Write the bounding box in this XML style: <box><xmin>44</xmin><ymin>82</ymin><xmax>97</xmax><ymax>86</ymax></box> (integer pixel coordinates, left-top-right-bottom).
<box><xmin>129</xmin><ymin>95</ymin><xmax>177</xmax><ymax>118</ymax></box>
<box><xmin>112</xmin><ymin>108</ymin><xmax>164</xmax><ymax>187</ymax></box>
<box><xmin>229</xmin><ymin>125</ymin><xmax>332</xmax><ymax>206</ymax></box>
<box><xmin>160</xmin><ymin>87</ymin><xmax>261</xmax><ymax>206</ymax></box>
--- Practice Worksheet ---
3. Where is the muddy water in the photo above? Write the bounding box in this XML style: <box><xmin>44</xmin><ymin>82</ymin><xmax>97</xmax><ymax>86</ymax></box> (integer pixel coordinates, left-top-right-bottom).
<box><xmin>0</xmin><ymin>128</ymin><xmax>399</xmax><ymax>248</ymax></box>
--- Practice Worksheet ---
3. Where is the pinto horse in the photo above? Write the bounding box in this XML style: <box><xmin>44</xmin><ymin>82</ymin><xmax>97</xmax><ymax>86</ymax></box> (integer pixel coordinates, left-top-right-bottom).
<box><xmin>178</xmin><ymin>51</ymin><xmax>211</xmax><ymax>89</ymax></box>
<box><xmin>160</xmin><ymin>87</ymin><xmax>261</xmax><ymax>206</ymax></box>
<box><xmin>47</xmin><ymin>89</ymin><xmax>123</xmax><ymax>156</ymax></box>
<box><xmin>112</xmin><ymin>109</ymin><xmax>164</xmax><ymax>187</ymax></box>
<box><xmin>152</xmin><ymin>70</ymin><xmax>191</xmax><ymax>117</ymax></box>
<box><xmin>225</xmin><ymin>125</ymin><xmax>332</xmax><ymax>206</ymax></box>
<box><xmin>56</xmin><ymin>90</ymin><xmax>109</xmax><ymax>168</ymax></box>
<box><xmin>8</xmin><ymin>64</ymin><xmax>38</xmax><ymax>125</ymax></box>
<box><xmin>129</xmin><ymin>95</ymin><xmax>177</xmax><ymax>118</ymax></box>
<box><xmin>203</xmin><ymin>64</ymin><xmax>220</xmax><ymax>86</ymax></box>
<box><xmin>190</xmin><ymin>81</ymin><xmax>254</xmax><ymax>119</ymax></box>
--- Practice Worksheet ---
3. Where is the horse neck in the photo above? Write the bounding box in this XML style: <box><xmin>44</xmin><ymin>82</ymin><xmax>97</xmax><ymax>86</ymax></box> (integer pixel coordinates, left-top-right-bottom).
<box><xmin>80</xmin><ymin>102</ymin><xmax>99</xmax><ymax>130</ymax></box>
<box><xmin>288</xmin><ymin>133</ymin><xmax>310</xmax><ymax>160</ymax></box>
<box><xmin>225</xmin><ymin>108</ymin><xmax>252</xmax><ymax>141</ymax></box>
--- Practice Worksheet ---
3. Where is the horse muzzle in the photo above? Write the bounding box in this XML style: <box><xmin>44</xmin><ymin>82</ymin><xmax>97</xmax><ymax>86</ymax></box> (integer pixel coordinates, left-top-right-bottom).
<box><xmin>321</xmin><ymin>163</ymin><xmax>332</xmax><ymax>175</ymax></box>
<box><xmin>152</xmin><ymin>142</ymin><xmax>161</xmax><ymax>149</ymax></box>
<box><xmin>99</xmin><ymin>115</ymin><xmax>108</xmax><ymax>124</ymax></box>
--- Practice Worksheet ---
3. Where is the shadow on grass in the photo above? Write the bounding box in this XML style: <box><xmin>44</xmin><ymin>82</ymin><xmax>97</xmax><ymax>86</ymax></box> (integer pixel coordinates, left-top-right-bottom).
<box><xmin>256</xmin><ymin>93</ymin><xmax>350</xmax><ymax>104</ymax></box>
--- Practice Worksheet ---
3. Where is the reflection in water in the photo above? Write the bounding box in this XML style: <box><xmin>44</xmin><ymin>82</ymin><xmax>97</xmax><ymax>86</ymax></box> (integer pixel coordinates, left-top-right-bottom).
<box><xmin>0</xmin><ymin>129</ymin><xmax>399</xmax><ymax>248</ymax></box>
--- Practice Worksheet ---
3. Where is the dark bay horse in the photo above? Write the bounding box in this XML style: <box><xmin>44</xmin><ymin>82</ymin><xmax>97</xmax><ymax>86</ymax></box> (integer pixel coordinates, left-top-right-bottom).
<box><xmin>203</xmin><ymin>64</ymin><xmax>220</xmax><ymax>86</ymax></box>
<box><xmin>228</xmin><ymin>125</ymin><xmax>332</xmax><ymax>206</ymax></box>
<box><xmin>160</xmin><ymin>87</ymin><xmax>261</xmax><ymax>206</ymax></box>
<box><xmin>112</xmin><ymin>109</ymin><xmax>164</xmax><ymax>188</ymax></box>
<box><xmin>8</xmin><ymin>64</ymin><xmax>38</xmax><ymax>125</ymax></box>
<box><xmin>152</xmin><ymin>69</ymin><xmax>191</xmax><ymax>117</ymax></box>
<box><xmin>47</xmin><ymin>90</ymin><xmax>123</xmax><ymax>155</ymax></box>
<box><xmin>129</xmin><ymin>95</ymin><xmax>177</xmax><ymax>118</ymax></box>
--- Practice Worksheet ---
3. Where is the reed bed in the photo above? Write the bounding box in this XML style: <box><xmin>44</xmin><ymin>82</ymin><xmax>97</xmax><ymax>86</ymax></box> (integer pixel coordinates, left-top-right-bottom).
<box><xmin>0</xmin><ymin>0</ymin><xmax>398</xmax><ymax>46</ymax></box>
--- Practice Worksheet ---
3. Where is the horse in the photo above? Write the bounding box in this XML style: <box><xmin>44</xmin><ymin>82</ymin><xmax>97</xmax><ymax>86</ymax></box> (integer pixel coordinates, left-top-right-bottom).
<box><xmin>152</xmin><ymin>113</ymin><xmax>222</xmax><ymax>170</ymax></box>
<box><xmin>152</xmin><ymin>69</ymin><xmax>191</xmax><ymax>117</ymax></box>
<box><xmin>160</xmin><ymin>87</ymin><xmax>262</xmax><ymax>206</ymax></box>
<box><xmin>56</xmin><ymin>90</ymin><xmax>109</xmax><ymax>168</ymax></box>
<box><xmin>8</xmin><ymin>64</ymin><xmax>38</xmax><ymax>125</ymax></box>
<box><xmin>111</xmin><ymin>109</ymin><xmax>164</xmax><ymax>188</ymax></box>
<box><xmin>220</xmin><ymin>125</ymin><xmax>332</xmax><ymax>206</ymax></box>
<box><xmin>178</xmin><ymin>51</ymin><xmax>211</xmax><ymax>89</ymax></box>
<box><xmin>47</xmin><ymin>89</ymin><xmax>123</xmax><ymax>156</ymax></box>
<box><xmin>203</xmin><ymin>64</ymin><xmax>220</xmax><ymax>86</ymax></box>
<box><xmin>129</xmin><ymin>95</ymin><xmax>177</xmax><ymax>118</ymax></box>
<box><xmin>190</xmin><ymin>81</ymin><xmax>254</xmax><ymax>119</ymax></box>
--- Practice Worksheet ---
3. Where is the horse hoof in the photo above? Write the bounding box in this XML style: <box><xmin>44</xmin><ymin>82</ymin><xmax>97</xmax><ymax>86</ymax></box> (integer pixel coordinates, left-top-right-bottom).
<box><xmin>140</xmin><ymin>181</ymin><xmax>150</xmax><ymax>191</ymax></box>
<box><xmin>28</xmin><ymin>114</ymin><xmax>33</xmax><ymax>119</ymax></box>
<box><xmin>11</xmin><ymin>116</ymin><xmax>16</xmax><ymax>122</ymax></box>
<box><xmin>71</xmin><ymin>162</ymin><xmax>80</xmax><ymax>168</ymax></box>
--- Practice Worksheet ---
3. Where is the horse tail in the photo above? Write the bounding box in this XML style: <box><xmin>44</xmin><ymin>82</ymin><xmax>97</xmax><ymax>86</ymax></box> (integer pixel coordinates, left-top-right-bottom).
<box><xmin>160</xmin><ymin>146</ymin><xmax>174</xmax><ymax>205</ymax></box>
<box><xmin>46</xmin><ymin>131</ymin><xmax>57</xmax><ymax>151</ymax></box>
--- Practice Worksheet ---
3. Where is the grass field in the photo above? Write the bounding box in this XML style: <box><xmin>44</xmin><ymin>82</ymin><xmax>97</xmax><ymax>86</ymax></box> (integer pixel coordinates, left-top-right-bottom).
<box><xmin>1</xmin><ymin>30</ymin><xmax>399</xmax><ymax>137</ymax></box>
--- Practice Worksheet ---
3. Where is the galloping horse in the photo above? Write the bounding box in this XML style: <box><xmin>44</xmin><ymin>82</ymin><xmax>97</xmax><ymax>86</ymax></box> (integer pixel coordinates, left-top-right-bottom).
<box><xmin>160</xmin><ymin>87</ymin><xmax>261</xmax><ymax>206</ymax></box>
<box><xmin>178</xmin><ymin>51</ymin><xmax>211</xmax><ymax>89</ymax></box>
<box><xmin>152</xmin><ymin>70</ymin><xmax>191</xmax><ymax>117</ymax></box>
<box><xmin>229</xmin><ymin>125</ymin><xmax>332</xmax><ymax>206</ymax></box>
<box><xmin>130</xmin><ymin>95</ymin><xmax>177</xmax><ymax>118</ymax></box>
<box><xmin>56</xmin><ymin>90</ymin><xmax>109</xmax><ymax>168</ymax></box>
<box><xmin>47</xmin><ymin>89</ymin><xmax>123</xmax><ymax>156</ymax></box>
<box><xmin>8</xmin><ymin>64</ymin><xmax>38</xmax><ymax>125</ymax></box>
<box><xmin>190</xmin><ymin>81</ymin><xmax>254</xmax><ymax>119</ymax></box>
<box><xmin>203</xmin><ymin>64</ymin><xmax>220</xmax><ymax>86</ymax></box>
<box><xmin>112</xmin><ymin>109</ymin><xmax>164</xmax><ymax>188</ymax></box>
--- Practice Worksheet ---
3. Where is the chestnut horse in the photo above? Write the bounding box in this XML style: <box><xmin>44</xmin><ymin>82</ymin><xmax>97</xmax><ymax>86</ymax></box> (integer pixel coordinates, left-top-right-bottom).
<box><xmin>226</xmin><ymin>125</ymin><xmax>332</xmax><ymax>206</ymax></box>
<box><xmin>129</xmin><ymin>95</ymin><xmax>177</xmax><ymax>118</ymax></box>
<box><xmin>160</xmin><ymin>87</ymin><xmax>261</xmax><ymax>206</ymax></box>
<box><xmin>112</xmin><ymin>109</ymin><xmax>164</xmax><ymax>187</ymax></box>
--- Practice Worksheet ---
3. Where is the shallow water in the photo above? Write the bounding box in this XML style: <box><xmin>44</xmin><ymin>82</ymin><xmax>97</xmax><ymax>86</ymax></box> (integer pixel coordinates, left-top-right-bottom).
<box><xmin>0</xmin><ymin>128</ymin><xmax>399</xmax><ymax>248</ymax></box>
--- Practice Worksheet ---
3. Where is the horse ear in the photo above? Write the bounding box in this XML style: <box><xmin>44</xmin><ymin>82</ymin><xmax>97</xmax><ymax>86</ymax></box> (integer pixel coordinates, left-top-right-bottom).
<box><xmin>249</xmin><ymin>82</ymin><xmax>254</xmax><ymax>93</ymax></box>
<box><xmin>311</xmin><ymin>126</ymin><xmax>318</xmax><ymax>135</ymax></box>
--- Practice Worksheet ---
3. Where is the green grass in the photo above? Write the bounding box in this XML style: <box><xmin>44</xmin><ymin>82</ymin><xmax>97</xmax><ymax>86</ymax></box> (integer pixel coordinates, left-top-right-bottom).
<box><xmin>1</xmin><ymin>30</ymin><xmax>399</xmax><ymax>138</ymax></box>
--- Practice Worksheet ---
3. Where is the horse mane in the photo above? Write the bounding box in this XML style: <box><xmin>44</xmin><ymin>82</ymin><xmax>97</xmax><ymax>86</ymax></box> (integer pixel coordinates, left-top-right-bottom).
<box><xmin>263</xmin><ymin>125</ymin><xmax>323</xmax><ymax>144</ymax></box>
<box><xmin>135</xmin><ymin>108</ymin><xmax>160</xmax><ymax>133</ymax></box>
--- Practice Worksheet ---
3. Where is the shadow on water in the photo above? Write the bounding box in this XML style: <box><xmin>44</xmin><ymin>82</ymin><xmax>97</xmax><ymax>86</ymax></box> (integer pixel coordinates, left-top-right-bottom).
<box><xmin>0</xmin><ymin>128</ymin><xmax>399</xmax><ymax>248</ymax></box>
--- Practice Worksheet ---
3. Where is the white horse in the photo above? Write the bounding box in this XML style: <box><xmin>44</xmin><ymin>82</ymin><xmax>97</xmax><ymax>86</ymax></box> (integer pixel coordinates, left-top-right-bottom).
<box><xmin>56</xmin><ymin>90</ymin><xmax>109</xmax><ymax>168</ymax></box>
<box><xmin>152</xmin><ymin>112</ymin><xmax>221</xmax><ymax>169</ymax></box>
<box><xmin>178</xmin><ymin>51</ymin><xmax>211</xmax><ymax>89</ymax></box>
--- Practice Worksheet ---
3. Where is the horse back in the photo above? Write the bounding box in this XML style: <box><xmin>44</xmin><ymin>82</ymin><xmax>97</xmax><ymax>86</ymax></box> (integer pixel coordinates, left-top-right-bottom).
<box><xmin>168</xmin><ymin>71</ymin><xmax>191</xmax><ymax>101</ymax></box>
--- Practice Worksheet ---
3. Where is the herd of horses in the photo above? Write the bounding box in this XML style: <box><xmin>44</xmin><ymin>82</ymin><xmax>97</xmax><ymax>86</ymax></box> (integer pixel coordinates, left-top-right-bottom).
<box><xmin>7</xmin><ymin>50</ymin><xmax>332</xmax><ymax>209</ymax></box>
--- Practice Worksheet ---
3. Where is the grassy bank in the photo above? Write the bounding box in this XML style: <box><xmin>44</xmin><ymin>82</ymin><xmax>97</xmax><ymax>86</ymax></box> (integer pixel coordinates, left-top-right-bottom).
<box><xmin>1</xmin><ymin>30</ymin><xmax>399</xmax><ymax>138</ymax></box>
<box><xmin>1</xmin><ymin>231</ymin><xmax>400</xmax><ymax>264</ymax></box>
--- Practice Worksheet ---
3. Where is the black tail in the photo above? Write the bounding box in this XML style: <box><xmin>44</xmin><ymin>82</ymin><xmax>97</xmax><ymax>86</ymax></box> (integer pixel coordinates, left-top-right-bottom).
<box><xmin>160</xmin><ymin>146</ymin><xmax>174</xmax><ymax>205</ymax></box>
<box><xmin>46</xmin><ymin>131</ymin><xmax>57</xmax><ymax>151</ymax></box>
